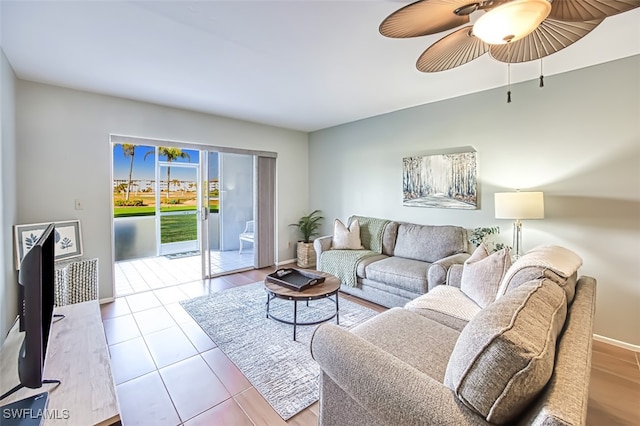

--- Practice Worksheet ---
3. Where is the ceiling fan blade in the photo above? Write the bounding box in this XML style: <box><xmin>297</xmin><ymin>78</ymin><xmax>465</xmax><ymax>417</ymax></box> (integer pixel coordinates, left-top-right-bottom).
<box><xmin>489</xmin><ymin>18</ymin><xmax>603</xmax><ymax>63</ymax></box>
<box><xmin>380</xmin><ymin>0</ymin><xmax>472</xmax><ymax>38</ymax></box>
<box><xmin>417</xmin><ymin>26</ymin><xmax>488</xmax><ymax>72</ymax></box>
<box><xmin>548</xmin><ymin>0</ymin><xmax>639</xmax><ymax>22</ymax></box>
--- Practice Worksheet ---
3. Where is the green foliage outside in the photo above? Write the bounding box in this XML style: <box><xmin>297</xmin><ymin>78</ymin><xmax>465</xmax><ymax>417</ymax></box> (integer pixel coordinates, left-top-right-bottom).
<box><xmin>114</xmin><ymin>199</ymin><xmax>145</xmax><ymax>207</ymax></box>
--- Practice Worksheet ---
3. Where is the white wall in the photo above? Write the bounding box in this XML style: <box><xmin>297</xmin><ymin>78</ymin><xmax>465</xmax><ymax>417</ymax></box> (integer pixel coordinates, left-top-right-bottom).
<box><xmin>15</xmin><ymin>81</ymin><xmax>309</xmax><ymax>301</ymax></box>
<box><xmin>0</xmin><ymin>47</ymin><xmax>18</xmax><ymax>340</ymax></box>
<box><xmin>309</xmin><ymin>55</ymin><xmax>640</xmax><ymax>346</ymax></box>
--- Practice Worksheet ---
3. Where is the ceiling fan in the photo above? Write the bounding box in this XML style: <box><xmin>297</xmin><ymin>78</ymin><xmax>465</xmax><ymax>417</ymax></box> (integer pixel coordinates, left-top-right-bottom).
<box><xmin>380</xmin><ymin>0</ymin><xmax>640</xmax><ymax>72</ymax></box>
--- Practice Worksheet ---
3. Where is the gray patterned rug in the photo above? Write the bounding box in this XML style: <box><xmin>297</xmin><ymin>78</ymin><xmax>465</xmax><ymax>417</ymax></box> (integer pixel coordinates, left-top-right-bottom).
<box><xmin>180</xmin><ymin>282</ymin><xmax>378</xmax><ymax>420</ymax></box>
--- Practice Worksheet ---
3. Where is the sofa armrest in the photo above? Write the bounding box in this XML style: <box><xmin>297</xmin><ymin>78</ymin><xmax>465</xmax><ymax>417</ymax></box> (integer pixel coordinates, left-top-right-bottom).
<box><xmin>427</xmin><ymin>253</ymin><xmax>470</xmax><ymax>290</ymax></box>
<box><xmin>314</xmin><ymin>235</ymin><xmax>333</xmax><ymax>267</ymax></box>
<box><xmin>446</xmin><ymin>264</ymin><xmax>464</xmax><ymax>288</ymax></box>
<box><xmin>311</xmin><ymin>323</ymin><xmax>486</xmax><ymax>426</ymax></box>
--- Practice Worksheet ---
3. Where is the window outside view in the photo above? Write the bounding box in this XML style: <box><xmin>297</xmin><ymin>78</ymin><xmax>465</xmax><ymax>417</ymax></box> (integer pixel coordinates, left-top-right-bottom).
<box><xmin>112</xmin><ymin>144</ymin><xmax>216</xmax><ymax>254</ymax></box>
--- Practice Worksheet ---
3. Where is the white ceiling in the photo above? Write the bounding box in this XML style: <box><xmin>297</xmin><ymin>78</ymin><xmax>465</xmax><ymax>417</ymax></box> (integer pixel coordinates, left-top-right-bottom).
<box><xmin>1</xmin><ymin>1</ymin><xmax>639</xmax><ymax>132</ymax></box>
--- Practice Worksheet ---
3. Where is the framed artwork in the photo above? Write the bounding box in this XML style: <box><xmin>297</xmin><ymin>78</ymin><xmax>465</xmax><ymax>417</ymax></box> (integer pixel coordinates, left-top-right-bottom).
<box><xmin>14</xmin><ymin>220</ymin><xmax>83</xmax><ymax>269</ymax></box>
<box><xmin>403</xmin><ymin>151</ymin><xmax>477</xmax><ymax>209</ymax></box>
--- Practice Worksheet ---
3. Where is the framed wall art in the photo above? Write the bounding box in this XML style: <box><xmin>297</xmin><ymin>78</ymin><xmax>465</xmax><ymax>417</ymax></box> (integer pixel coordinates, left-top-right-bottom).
<box><xmin>14</xmin><ymin>220</ymin><xmax>83</xmax><ymax>269</ymax></box>
<box><xmin>403</xmin><ymin>150</ymin><xmax>477</xmax><ymax>209</ymax></box>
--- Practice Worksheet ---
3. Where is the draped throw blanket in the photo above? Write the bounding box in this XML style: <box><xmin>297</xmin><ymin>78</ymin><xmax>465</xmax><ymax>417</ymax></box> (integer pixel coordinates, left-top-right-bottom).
<box><xmin>349</xmin><ymin>216</ymin><xmax>389</xmax><ymax>254</ymax></box>
<box><xmin>320</xmin><ymin>216</ymin><xmax>390</xmax><ymax>288</ymax></box>
<box><xmin>319</xmin><ymin>249</ymin><xmax>376</xmax><ymax>288</ymax></box>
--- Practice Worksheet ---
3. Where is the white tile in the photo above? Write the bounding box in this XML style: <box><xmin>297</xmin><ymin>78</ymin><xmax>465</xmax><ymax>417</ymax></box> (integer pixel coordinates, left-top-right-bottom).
<box><xmin>144</xmin><ymin>326</ymin><xmax>198</xmax><ymax>368</ymax></box>
<box><xmin>159</xmin><ymin>355</ymin><xmax>230</xmax><ymax>422</ymax></box>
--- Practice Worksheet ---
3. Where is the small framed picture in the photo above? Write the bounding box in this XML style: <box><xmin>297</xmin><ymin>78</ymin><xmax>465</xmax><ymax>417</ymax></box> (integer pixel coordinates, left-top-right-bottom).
<box><xmin>14</xmin><ymin>220</ymin><xmax>83</xmax><ymax>269</ymax></box>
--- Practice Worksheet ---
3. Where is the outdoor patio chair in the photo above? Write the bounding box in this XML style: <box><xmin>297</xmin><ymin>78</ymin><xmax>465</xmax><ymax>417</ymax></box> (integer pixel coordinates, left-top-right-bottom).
<box><xmin>239</xmin><ymin>220</ymin><xmax>254</xmax><ymax>254</ymax></box>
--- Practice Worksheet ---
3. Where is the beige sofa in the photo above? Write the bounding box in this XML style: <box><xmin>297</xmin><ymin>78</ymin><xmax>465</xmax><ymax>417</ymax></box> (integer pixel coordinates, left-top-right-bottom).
<box><xmin>314</xmin><ymin>216</ymin><xmax>470</xmax><ymax>308</ymax></box>
<box><xmin>311</xmin><ymin>246</ymin><xmax>595</xmax><ymax>425</ymax></box>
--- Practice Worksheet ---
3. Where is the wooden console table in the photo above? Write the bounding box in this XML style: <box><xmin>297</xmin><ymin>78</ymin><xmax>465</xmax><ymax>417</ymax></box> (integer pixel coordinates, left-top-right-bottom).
<box><xmin>0</xmin><ymin>301</ymin><xmax>120</xmax><ymax>425</ymax></box>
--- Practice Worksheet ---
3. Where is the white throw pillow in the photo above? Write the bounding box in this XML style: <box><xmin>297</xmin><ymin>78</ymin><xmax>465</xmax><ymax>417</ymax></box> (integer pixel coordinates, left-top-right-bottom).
<box><xmin>331</xmin><ymin>219</ymin><xmax>364</xmax><ymax>250</ymax></box>
<box><xmin>460</xmin><ymin>244</ymin><xmax>512</xmax><ymax>308</ymax></box>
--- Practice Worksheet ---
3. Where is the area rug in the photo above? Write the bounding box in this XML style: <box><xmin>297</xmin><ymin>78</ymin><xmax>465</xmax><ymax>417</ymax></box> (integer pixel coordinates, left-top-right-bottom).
<box><xmin>180</xmin><ymin>282</ymin><xmax>378</xmax><ymax>420</ymax></box>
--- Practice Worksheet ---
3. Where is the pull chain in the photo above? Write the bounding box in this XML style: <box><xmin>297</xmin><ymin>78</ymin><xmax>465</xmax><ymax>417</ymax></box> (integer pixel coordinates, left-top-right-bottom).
<box><xmin>507</xmin><ymin>43</ymin><xmax>512</xmax><ymax>103</ymax></box>
<box><xmin>539</xmin><ymin>59</ymin><xmax>544</xmax><ymax>88</ymax></box>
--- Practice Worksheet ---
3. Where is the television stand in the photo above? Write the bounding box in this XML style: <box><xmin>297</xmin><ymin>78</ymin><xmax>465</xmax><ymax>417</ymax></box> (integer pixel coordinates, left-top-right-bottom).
<box><xmin>0</xmin><ymin>379</ymin><xmax>60</xmax><ymax>402</ymax></box>
<box><xmin>0</xmin><ymin>301</ymin><xmax>120</xmax><ymax>425</ymax></box>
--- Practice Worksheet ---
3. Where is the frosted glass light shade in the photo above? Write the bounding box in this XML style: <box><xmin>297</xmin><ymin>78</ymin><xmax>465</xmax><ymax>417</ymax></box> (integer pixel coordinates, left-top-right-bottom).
<box><xmin>495</xmin><ymin>191</ymin><xmax>544</xmax><ymax>219</ymax></box>
<box><xmin>473</xmin><ymin>0</ymin><xmax>552</xmax><ymax>45</ymax></box>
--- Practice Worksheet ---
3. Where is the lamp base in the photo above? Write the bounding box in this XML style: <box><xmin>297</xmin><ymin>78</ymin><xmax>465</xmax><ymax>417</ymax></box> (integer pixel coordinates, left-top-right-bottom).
<box><xmin>512</xmin><ymin>220</ymin><xmax>524</xmax><ymax>260</ymax></box>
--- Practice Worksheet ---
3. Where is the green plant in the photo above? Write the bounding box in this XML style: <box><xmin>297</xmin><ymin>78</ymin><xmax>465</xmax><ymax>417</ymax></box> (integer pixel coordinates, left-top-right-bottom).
<box><xmin>290</xmin><ymin>210</ymin><xmax>323</xmax><ymax>243</ymax></box>
<box><xmin>114</xmin><ymin>199</ymin><xmax>145</xmax><ymax>207</ymax></box>
<box><xmin>469</xmin><ymin>227</ymin><xmax>508</xmax><ymax>252</ymax></box>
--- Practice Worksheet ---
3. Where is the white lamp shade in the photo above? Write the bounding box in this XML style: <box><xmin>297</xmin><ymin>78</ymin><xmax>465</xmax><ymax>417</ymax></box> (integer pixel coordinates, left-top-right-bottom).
<box><xmin>473</xmin><ymin>0</ymin><xmax>552</xmax><ymax>45</ymax></box>
<box><xmin>495</xmin><ymin>191</ymin><xmax>544</xmax><ymax>219</ymax></box>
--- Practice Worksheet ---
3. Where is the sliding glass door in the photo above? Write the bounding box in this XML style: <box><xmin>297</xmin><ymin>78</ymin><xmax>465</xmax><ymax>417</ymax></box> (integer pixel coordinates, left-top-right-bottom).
<box><xmin>112</xmin><ymin>135</ymin><xmax>275</xmax><ymax>293</ymax></box>
<box><xmin>201</xmin><ymin>152</ymin><xmax>255</xmax><ymax>278</ymax></box>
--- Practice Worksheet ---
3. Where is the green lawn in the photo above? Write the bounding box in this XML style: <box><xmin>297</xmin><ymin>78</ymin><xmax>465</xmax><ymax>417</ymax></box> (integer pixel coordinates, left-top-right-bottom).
<box><xmin>161</xmin><ymin>215</ymin><xmax>197</xmax><ymax>243</ymax></box>
<box><xmin>114</xmin><ymin>205</ymin><xmax>222</xmax><ymax>244</ymax></box>
<box><xmin>114</xmin><ymin>205</ymin><xmax>219</xmax><ymax>218</ymax></box>
<box><xmin>114</xmin><ymin>206</ymin><xmax>155</xmax><ymax>217</ymax></box>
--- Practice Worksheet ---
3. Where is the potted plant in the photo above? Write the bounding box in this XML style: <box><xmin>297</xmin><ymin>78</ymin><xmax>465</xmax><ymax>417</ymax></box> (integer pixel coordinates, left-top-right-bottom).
<box><xmin>469</xmin><ymin>226</ymin><xmax>508</xmax><ymax>252</ymax></box>
<box><xmin>290</xmin><ymin>209</ymin><xmax>323</xmax><ymax>268</ymax></box>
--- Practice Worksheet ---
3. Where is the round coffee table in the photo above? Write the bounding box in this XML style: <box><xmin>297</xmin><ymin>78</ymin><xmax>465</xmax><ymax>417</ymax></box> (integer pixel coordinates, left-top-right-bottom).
<box><xmin>264</xmin><ymin>270</ymin><xmax>340</xmax><ymax>341</ymax></box>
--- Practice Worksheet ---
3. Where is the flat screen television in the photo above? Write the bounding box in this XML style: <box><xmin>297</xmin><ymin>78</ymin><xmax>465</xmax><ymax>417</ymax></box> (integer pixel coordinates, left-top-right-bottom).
<box><xmin>0</xmin><ymin>223</ymin><xmax>56</xmax><ymax>401</ymax></box>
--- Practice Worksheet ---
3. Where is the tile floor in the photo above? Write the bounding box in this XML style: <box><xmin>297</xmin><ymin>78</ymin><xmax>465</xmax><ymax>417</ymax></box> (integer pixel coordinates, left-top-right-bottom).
<box><xmin>103</xmin><ymin>266</ymin><xmax>640</xmax><ymax>426</ymax></box>
<box><xmin>102</xmin><ymin>265</ymin><xmax>334</xmax><ymax>426</ymax></box>
<box><xmin>114</xmin><ymin>249</ymin><xmax>254</xmax><ymax>296</ymax></box>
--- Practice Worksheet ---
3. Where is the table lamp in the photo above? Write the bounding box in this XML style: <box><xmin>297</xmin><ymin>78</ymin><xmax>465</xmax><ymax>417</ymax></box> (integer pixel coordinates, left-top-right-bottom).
<box><xmin>494</xmin><ymin>191</ymin><xmax>544</xmax><ymax>259</ymax></box>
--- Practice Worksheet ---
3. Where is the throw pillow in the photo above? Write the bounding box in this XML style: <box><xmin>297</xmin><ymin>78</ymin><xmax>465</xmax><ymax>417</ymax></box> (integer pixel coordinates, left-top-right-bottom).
<box><xmin>460</xmin><ymin>244</ymin><xmax>512</xmax><ymax>308</ymax></box>
<box><xmin>444</xmin><ymin>279</ymin><xmax>568</xmax><ymax>424</ymax></box>
<box><xmin>331</xmin><ymin>219</ymin><xmax>364</xmax><ymax>250</ymax></box>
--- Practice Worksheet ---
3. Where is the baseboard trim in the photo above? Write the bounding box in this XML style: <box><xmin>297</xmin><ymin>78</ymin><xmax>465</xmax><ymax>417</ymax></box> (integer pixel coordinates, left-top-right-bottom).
<box><xmin>593</xmin><ymin>334</ymin><xmax>640</xmax><ymax>352</ymax></box>
<box><xmin>276</xmin><ymin>258</ymin><xmax>296</xmax><ymax>266</ymax></box>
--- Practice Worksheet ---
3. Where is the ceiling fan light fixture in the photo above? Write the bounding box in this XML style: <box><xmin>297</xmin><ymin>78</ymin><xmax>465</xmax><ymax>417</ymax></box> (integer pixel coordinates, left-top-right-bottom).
<box><xmin>473</xmin><ymin>0</ymin><xmax>552</xmax><ymax>44</ymax></box>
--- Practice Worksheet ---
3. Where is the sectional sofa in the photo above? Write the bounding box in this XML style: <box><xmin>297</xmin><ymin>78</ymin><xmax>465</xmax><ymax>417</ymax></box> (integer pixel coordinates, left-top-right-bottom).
<box><xmin>311</xmin><ymin>245</ymin><xmax>595</xmax><ymax>425</ymax></box>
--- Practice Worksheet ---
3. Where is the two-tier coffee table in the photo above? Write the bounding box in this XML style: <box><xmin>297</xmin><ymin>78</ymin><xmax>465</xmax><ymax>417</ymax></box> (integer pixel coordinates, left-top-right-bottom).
<box><xmin>264</xmin><ymin>270</ymin><xmax>340</xmax><ymax>341</ymax></box>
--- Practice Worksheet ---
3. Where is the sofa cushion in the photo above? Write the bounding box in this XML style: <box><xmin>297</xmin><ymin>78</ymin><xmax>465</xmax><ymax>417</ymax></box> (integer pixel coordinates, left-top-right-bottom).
<box><xmin>352</xmin><ymin>307</ymin><xmax>460</xmax><ymax>381</ymax></box>
<box><xmin>365</xmin><ymin>256</ymin><xmax>429</xmax><ymax>294</ymax></box>
<box><xmin>444</xmin><ymin>278</ymin><xmax>568</xmax><ymax>424</ymax></box>
<box><xmin>331</xmin><ymin>218</ymin><xmax>364</xmax><ymax>250</ymax></box>
<box><xmin>497</xmin><ymin>245</ymin><xmax>582</xmax><ymax>303</ymax></box>
<box><xmin>460</xmin><ymin>244</ymin><xmax>511</xmax><ymax>308</ymax></box>
<box><xmin>393</xmin><ymin>223</ymin><xmax>467</xmax><ymax>263</ymax></box>
<box><xmin>381</xmin><ymin>221</ymin><xmax>399</xmax><ymax>256</ymax></box>
<box><xmin>355</xmin><ymin>254</ymin><xmax>387</xmax><ymax>279</ymax></box>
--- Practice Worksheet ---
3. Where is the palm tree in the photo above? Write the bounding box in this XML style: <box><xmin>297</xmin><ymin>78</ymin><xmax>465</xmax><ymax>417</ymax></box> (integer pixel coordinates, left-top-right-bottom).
<box><xmin>144</xmin><ymin>147</ymin><xmax>191</xmax><ymax>199</ymax></box>
<box><xmin>171</xmin><ymin>178</ymin><xmax>182</xmax><ymax>194</ymax></box>
<box><xmin>116</xmin><ymin>143</ymin><xmax>137</xmax><ymax>201</ymax></box>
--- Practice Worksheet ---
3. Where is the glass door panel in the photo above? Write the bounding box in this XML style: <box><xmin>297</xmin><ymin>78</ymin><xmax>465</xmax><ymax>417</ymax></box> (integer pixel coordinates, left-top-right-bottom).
<box><xmin>157</xmin><ymin>163</ymin><xmax>200</xmax><ymax>255</ymax></box>
<box><xmin>201</xmin><ymin>151</ymin><xmax>255</xmax><ymax>278</ymax></box>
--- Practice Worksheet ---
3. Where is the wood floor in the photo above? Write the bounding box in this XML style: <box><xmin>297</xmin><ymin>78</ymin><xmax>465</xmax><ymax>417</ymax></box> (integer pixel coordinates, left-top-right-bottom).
<box><xmin>102</xmin><ymin>265</ymin><xmax>640</xmax><ymax>425</ymax></box>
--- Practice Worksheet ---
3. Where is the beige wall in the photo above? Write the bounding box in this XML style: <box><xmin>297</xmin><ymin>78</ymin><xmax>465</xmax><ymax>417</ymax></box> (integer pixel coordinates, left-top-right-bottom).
<box><xmin>309</xmin><ymin>55</ymin><xmax>640</xmax><ymax>346</ymax></box>
<box><xmin>15</xmin><ymin>81</ymin><xmax>309</xmax><ymax>302</ymax></box>
<box><xmin>0</xmin><ymin>48</ymin><xmax>19</xmax><ymax>339</ymax></box>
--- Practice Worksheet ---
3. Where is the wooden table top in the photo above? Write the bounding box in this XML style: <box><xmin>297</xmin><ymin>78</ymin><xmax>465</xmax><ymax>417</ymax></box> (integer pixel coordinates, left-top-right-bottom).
<box><xmin>264</xmin><ymin>269</ymin><xmax>340</xmax><ymax>299</ymax></box>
